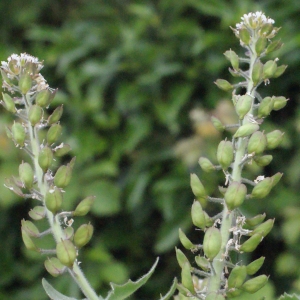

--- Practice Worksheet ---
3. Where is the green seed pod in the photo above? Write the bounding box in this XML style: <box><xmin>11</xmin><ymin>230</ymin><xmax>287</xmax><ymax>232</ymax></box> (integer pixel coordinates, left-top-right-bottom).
<box><xmin>272</xmin><ymin>96</ymin><xmax>288</xmax><ymax>111</ymax></box>
<box><xmin>242</xmin><ymin>275</ymin><xmax>268</xmax><ymax>294</ymax></box>
<box><xmin>260</xmin><ymin>23</ymin><xmax>274</xmax><ymax>36</ymax></box>
<box><xmin>46</xmin><ymin>124</ymin><xmax>62</xmax><ymax>145</ymax></box>
<box><xmin>206</xmin><ymin>293</ymin><xmax>225</xmax><ymax>300</ymax></box>
<box><xmin>266</xmin><ymin>130</ymin><xmax>284</xmax><ymax>149</ymax></box>
<box><xmin>263</xmin><ymin>60</ymin><xmax>277</xmax><ymax>79</ymax></box>
<box><xmin>21</xmin><ymin>219</ymin><xmax>40</xmax><ymax>237</ymax></box>
<box><xmin>224</xmin><ymin>49</ymin><xmax>239</xmax><ymax>70</ymax></box>
<box><xmin>257</xmin><ymin>96</ymin><xmax>274</xmax><ymax>118</ymax></box>
<box><xmin>251</xmin><ymin>219</ymin><xmax>275</xmax><ymax>237</ymax></box>
<box><xmin>28</xmin><ymin>104</ymin><xmax>43</xmax><ymax>126</ymax></box>
<box><xmin>239</xmin><ymin>233</ymin><xmax>263</xmax><ymax>253</ymax></box>
<box><xmin>227</xmin><ymin>265</ymin><xmax>247</xmax><ymax>289</ymax></box>
<box><xmin>235</xmin><ymin>95</ymin><xmax>253</xmax><ymax>119</ymax></box>
<box><xmin>12</xmin><ymin>122</ymin><xmax>26</xmax><ymax>146</ymax></box>
<box><xmin>64</xmin><ymin>226</ymin><xmax>74</xmax><ymax>240</ymax></box>
<box><xmin>204</xmin><ymin>211</ymin><xmax>214</xmax><ymax>227</ymax></box>
<box><xmin>190</xmin><ymin>173</ymin><xmax>207</xmax><ymax>200</ymax></box>
<box><xmin>239</xmin><ymin>28</ymin><xmax>251</xmax><ymax>45</ymax></box>
<box><xmin>28</xmin><ymin>206</ymin><xmax>46</xmax><ymax>220</ymax></box>
<box><xmin>179</xmin><ymin>228</ymin><xmax>195</xmax><ymax>251</ymax></box>
<box><xmin>38</xmin><ymin>146</ymin><xmax>53</xmax><ymax>172</ymax></box>
<box><xmin>74</xmin><ymin>223</ymin><xmax>94</xmax><ymax>248</ymax></box>
<box><xmin>224</xmin><ymin>181</ymin><xmax>247</xmax><ymax>211</ymax></box>
<box><xmin>251</xmin><ymin>177</ymin><xmax>273</xmax><ymax>199</ymax></box>
<box><xmin>56</xmin><ymin>239</ymin><xmax>77</xmax><ymax>267</ymax></box>
<box><xmin>175</xmin><ymin>247</ymin><xmax>190</xmax><ymax>269</ymax></box>
<box><xmin>203</xmin><ymin>227</ymin><xmax>222</xmax><ymax>261</ymax></box>
<box><xmin>19</xmin><ymin>73</ymin><xmax>32</xmax><ymax>94</ymax></box>
<box><xmin>35</xmin><ymin>88</ymin><xmax>56</xmax><ymax>107</ymax></box>
<box><xmin>247</xmin><ymin>131</ymin><xmax>267</xmax><ymax>155</ymax></box>
<box><xmin>44</xmin><ymin>257</ymin><xmax>66</xmax><ymax>277</ymax></box>
<box><xmin>2</xmin><ymin>93</ymin><xmax>16</xmax><ymax>113</ymax></box>
<box><xmin>246</xmin><ymin>257</ymin><xmax>265</xmax><ymax>275</ymax></box>
<box><xmin>48</xmin><ymin>105</ymin><xmax>64</xmax><ymax>125</ymax></box>
<box><xmin>271</xmin><ymin>172</ymin><xmax>283</xmax><ymax>187</ymax></box>
<box><xmin>54</xmin><ymin>164</ymin><xmax>72</xmax><ymax>188</ymax></box>
<box><xmin>254</xmin><ymin>155</ymin><xmax>273</xmax><ymax>167</ymax></box>
<box><xmin>244</xmin><ymin>213</ymin><xmax>266</xmax><ymax>229</ymax></box>
<box><xmin>1</xmin><ymin>69</ymin><xmax>12</xmax><ymax>84</ymax></box>
<box><xmin>21</xmin><ymin>228</ymin><xmax>39</xmax><ymax>252</ymax></box>
<box><xmin>226</xmin><ymin>288</ymin><xmax>242</xmax><ymax>298</ymax></box>
<box><xmin>45</xmin><ymin>187</ymin><xmax>63</xmax><ymax>214</ymax></box>
<box><xmin>266</xmin><ymin>39</ymin><xmax>283</xmax><ymax>54</ymax></box>
<box><xmin>176</xmin><ymin>283</ymin><xmax>193</xmax><ymax>298</ymax></box>
<box><xmin>181</xmin><ymin>262</ymin><xmax>195</xmax><ymax>295</ymax></box>
<box><xmin>73</xmin><ymin>196</ymin><xmax>95</xmax><ymax>217</ymax></box>
<box><xmin>251</xmin><ymin>60</ymin><xmax>263</xmax><ymax>86</ymax></box>
<box><xmin>191</xmin><ymin>201</ymin><xmax>206</xmax><ymax>229</ymax></box>
<box><xmin>217</xmin><ymin>140</ymin><xmax>234</xmax><ymax>170</ymax></box>
<box><xmin>54</xmin><ymin>143</ymin><xmax>72</xmax><ymax>157</ymax></box>
<box><xmin>211</xmin><ymin>116</ymin><xmax>225</xmax><ymax>132</ymax></box>
<box><xmin>195</xmin><ymin>255</ymin><xmax>209</xmax><ymax>272</ymax></box>
<box><xmin>255</xmin><ymin>37</ymin><xmax>267</xmax><ymax>56</ymax></box>
<box><xmin>215</xmin><ymin>79</ymin><xmax>233</xmax><ymax>91</ymax></box>
<box><xmin>199</xmin><ymin>157</ymin><xmax>215</xmax><ymax>172</ymax></box>
<box><xmin>19</xmin><ymin>162</ymin><xmax>34</xmax><ymax>189</ymax></box>
<box><xmin>233</xmin><ymin>123</ymin><xmax>259</xmax><ymax>138</ymax></box>
<box><xmin>273</xmin><ymin>65</ymin><xmax>287</xmax><ymax>78</ymax></box>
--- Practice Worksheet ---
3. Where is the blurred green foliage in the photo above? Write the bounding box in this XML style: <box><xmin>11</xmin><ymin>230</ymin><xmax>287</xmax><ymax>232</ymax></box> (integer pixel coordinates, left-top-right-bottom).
<box><xmin>1</xmin><ymin>0</ymin><xmax>300</xmax><ymax>299</ymax></box>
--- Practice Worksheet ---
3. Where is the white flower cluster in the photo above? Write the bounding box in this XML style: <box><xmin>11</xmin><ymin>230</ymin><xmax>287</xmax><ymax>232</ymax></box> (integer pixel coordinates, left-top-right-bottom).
<box><xmin>236</xmin><ymin>11</ymin><xmax>275</xmax><ymax>30</ymax></box>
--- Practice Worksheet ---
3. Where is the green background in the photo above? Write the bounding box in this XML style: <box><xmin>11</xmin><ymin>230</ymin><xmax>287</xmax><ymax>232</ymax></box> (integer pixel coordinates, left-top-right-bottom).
<box><xmin>0</xmin><ymin>0</ymin><xmax>300</xmax><ymax>299</ymax></box>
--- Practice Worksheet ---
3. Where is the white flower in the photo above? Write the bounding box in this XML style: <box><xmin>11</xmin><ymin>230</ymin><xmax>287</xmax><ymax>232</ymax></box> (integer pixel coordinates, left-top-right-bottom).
<box><xmin>236</xmin><ymin>11</ymin><xmax>275</xmax><ymax>30</ymax></box>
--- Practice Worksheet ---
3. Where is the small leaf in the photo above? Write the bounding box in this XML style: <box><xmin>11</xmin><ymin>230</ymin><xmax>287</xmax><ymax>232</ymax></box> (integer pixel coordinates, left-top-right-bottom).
<box><xmin>159</xmin><ymin>278</ymin><xmax>178</xmax><ymax>300</ymax></box>
<box><xmin>105</xmin><ymin>257</ymin><xmax>159</xmax><ymax>300</ymax></box>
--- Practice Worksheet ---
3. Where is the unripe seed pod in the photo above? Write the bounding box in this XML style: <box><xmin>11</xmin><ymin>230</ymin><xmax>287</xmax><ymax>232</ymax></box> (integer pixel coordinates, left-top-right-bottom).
<box><xmin>35</xmin><ymin>89</ymin><xmax>54</xmax><ymax>107</ymax></box>
<box><xmin>28</xmin><ymin>104</ymin><xmax>43</xmax><ymax>126</ymax></box>
<box><xmin>244</xmin><ymin>213</ymin><xmax>266</xmax><ymax>229</ymax></box>
<box><xmin>73</xmin><ymin>196</ymin><xmax>95</xmax><ymax>217</ymax></box>
<box><xmin>206</xmin><ymin>294</ymin><xmax>225</xmax><ymax>300</ymax></box>
<box><xmin>235</xmin><ymin>95</ymin><xmax>252</xmax><ymax>119</ymax></box>
<box><xmin>56</xmin><ymin>239</ymin><xmax>77</xmax><ymax>267</ymax></box>
<box><xmin>54</xmin><ymin>164</ymin><xmax>72</xmax><ymax>188</ymax></box>
<box><xmin>19</xmin><ymin>73</ymin><xmax>32</xmax><ymax>94</ymax></box>
<box><xmin>28</xmin><ymin>206</ymin><xmax>46</xmax><ymax>220</ymax></box>
<box><xmin>260</xmin><ymin>23</ymin><xmax>274</xmax><ymax>36</ymax></box>
<box><xmin>266</xmin><ymin>130</ymin><xmax>284</xmax><ymax>150</ymax></box>
<box><xmin>12</xmin><ymin>122</ymin><xmax>26</xmax><ymax>146</ymax></box>
<box><xmin>263</xmin><ymin>60</ymin><xmax>277</xmax><ymax>79</ymax></box>
<box><xmin>251</xmin><ymin>177</ymin><xmax>273</xmax><ymax>199</ymax></box>
<box><xmin>74</xmin><ymin>223</ymin><xmax>94</xmax><ymax>248</ymax></box>
<box><xmin>19</xmin><ymin>162</ymin><xmax>34</xmax><ymax>189</ymax></box>
<box><xmin>257</xmin><ymin>96</ymin><xmax>274</xmax><ymax>118</ymax></box>
<box><xmin>271</xmin><ymin>172</ymin><xmax>283</xmax><ymax>187</ymax></box>
<box><xmin>195</xmin><ymin>256</ymin><xmax>209</xmax><ymax>272</ymax></box>
<box><xmin>242</xmin><ymin>275</ymin><xmax>268</xmax><ymax>294</ymax></box>
<box><xmin>251</xmin><ymin>219</ymin><xmax>275</xmax><ymax>237</ymax></box>
<box><xmin>21</xmin><ymin>228</ymin><xmax>39</xmax><ymax>252</ymax></box>
<box><xmin>255</xmin><ymin>37</ymin><xmax>267</xmax><ymax>56</ymax></box>
<box><xmin>38</xmin><ymin>146</ymin><xmax>53</xmax><ymax>172</ymax></box>
<box><xmin>181</xmin><ymin>262</ymin><xmax>195</xmax><ymax>295</ymax></box>
<box><xmin>175</xmin><ymin>247</ymin><xmax>190</xmax><ymax>269</ymax></box>
<box><xmin>54</xmin><ymin>143</ymin><xmax>72</xmax><ymax>157</ymax></box>
<box><xmin>64</xmin><ymin>226</ymin><xmax>74</xmax><ymax>240</ymax></box>
<box><xmin>204</xmin><ymin>211</ymin><xmax>214</xmax><ymax>227</ymax></box>
<box><xmin>239</xmin><ymin>28</ymin><xmax>250</xmax><ymax>45</ymax></box>
<box><xmin>226</xmin><ymin>288</ymin><xmax>242</xmax><ymax>298</ymax></box>
<box><xmin>234</xmin><ymin>123</ymin><xmax>259</xmax><ymax>138</ymax></box>
<box><xmin>272</xmin><ymin>96</ymin><xmax>288</xmax><ymax>111</ymax></box>
<box><xmin>176</xmin><ymin>283</ymin><xmax>193</xmax><ymax>298</ymax></box>
<box><xmin>224</xmin><ymin>181</ymin><xmax>247</xmax><ymax>211</ymax></box>
<box><xmin>247</xmin><ymin>131</ymin><xmax>267</xmax><ymax>155</ymax></box>
<box><xmin>266</xmin><ymin>39</ymin><xmax>283</xmax><ymax>54</ymax></box>
<box><xmin>246</xmin><ymin>257</ymin><xmax>265</xmax><ymax>275</ymax></box>
<box><xmin>199</xmin><ymin>157</ymin><xmax>215</xmax><ymax>172</ymax></box>
<box><xmin>44</xmin><ymin>257</ymin><xmax>66</xmax><ymax>277</ymax></box>
<box><xmin>254</xmin><ymin>155</ymin><xmax>273</xmax><ymax>167</ymax></box>
<box><xmin>239</xmin><ymin>233</ymin><xmax>263</xmax><ymax>253</ymax></box>
<box><xmin>2</xmin><ymin>93</ymin><xmax>16</xmax><ymax>113</ymax></box>
<box><xmin>1</xmin><ymin>69</ymin><xmax>12</xmax><ymax>84</ymax></box>
<box><xmin>224</xmin><ymin>49</ymin><xmax>239</xmax><ymax>70</ymax></box>
<box><xmin>48</xmin><ymin>105</ymin><xmax>63</xmax><ymax>125</ymax></box>
<box><xmin>47</xmin><ymin>124</ymin><xmax>62</xmax><ymax>145</ymax></box>
<box><xmin>211</xmin><ymin>116</ymin><xmax>225</xmax><ymax>132</ymax></box>
<box><xmin>21</xmin><ymin>219</ymin><xmax>40</xmax><ymax>237</ymax></box>
<box><xmin>191</xmin><ymin>201</ymin><xmax>206</xmax><ymax>229</ymax></box>
<box><xmin>45</xmin><ymin>187</ymin><xmax>63</xmax><ymax>214</ymax></box>
<box><xmin>179</xmin><ymin>228</ymin><xmax>195</xmax><ymax>250</ymax></box>
<box><xmin>273</xmin><ymin>65</ymin><xmax>287</xmax><ymax>78</ymax></box>
<box><xmin>190</xmin><ymin>174</ymin><xmax>207</xmax><ymax>200</ymax></box>
<box><xmin>217</xmin><ymin>140</ymin><xmax>234</xmax><ymax>170</ymax></box>
<box><xmin>251</xmin><ymin>60</ymin><xmax>263</xmax><ymax>86</ymax></box>
<box><xmin>203</xmin><ymin>227</ymin><xmax>222</xmax><ymax>261</ymax></box>
<box><xmin>215</xmin><ymin>79</ymin><xmax>233</xmax><ymax>91</ymax></box>
<box><xmin>227</xmin><ymin>265</ymin><xmax>247</xmax><ymax>289</ymax></box>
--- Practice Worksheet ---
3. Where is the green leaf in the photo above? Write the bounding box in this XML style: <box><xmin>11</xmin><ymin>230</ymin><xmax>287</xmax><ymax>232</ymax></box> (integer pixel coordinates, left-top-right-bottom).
<box><xmin>278</xmin><ymin>293</ymin><xmax>300</xmax><ymax>300</ymax></box>
<box><xmin>159</xmin><ymin>278</ymin><xmax>178</xmax><ymax>300</ymax></box>
<box><xmin>42</xmin><ymin>278</ymin><xmax>87</xmax><ymax>300</ymax></box>
<box><xmin>105</xmin><ymin>257</ymin><xmax>159</xmax><ymax>300</ymax></box>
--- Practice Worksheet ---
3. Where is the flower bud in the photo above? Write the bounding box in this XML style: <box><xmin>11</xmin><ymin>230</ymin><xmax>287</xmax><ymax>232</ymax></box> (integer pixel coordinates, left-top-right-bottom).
<box><xmin>44</xmin><ymin>257</ymin><xmax>66</xmax><ymax>277</ymax></box>
<box><xmin>21</xmin><ymin>219</ymin><xmax>40</xmax><ymax>237</ymax></box>
<box><xmin>242</xmin><ymin>275</ymin><xmax>268</xmax><ymax>294</ymax></box>
<box><xmin>244</xmin><ymin>213</ymin><xmax>266</xmax><ymax>229</ymax></box>
<box><xmin>191</xmin><ymin>200</ymin><xmax>206</xmax><ymax>229</ymax></box>
<box><xmin>257</xmin><ymin>96</ymin><xmax>274</xmax><ymax>118</ymax></box>
<box><xmin>254</xmin><ymin>155</ymin><xmax>273</xmax><ymax>167</ymax></box>
<box><xmin>48</xmin><ymin>105</ymin><xmax>64</xmax><ymax>125</ymax></box>
<box><xmin>255</xmin><ymin>37</ymin><xmax>267</xmax><ymax>56</ymax></box>
<box><xmin>56</xmin><ymin>239</ymin><xmax>77</xmax><ymax>267</ymax></box>
<box><xmin>272</xmin><ymin>96</ymin><xmax>288</xmax><ymax>111</ymax></box>
<box><xmin>203</xmin><ymin>227</ymin><xmax>222</xmax><ymax>261</ymax></box>
<box><xmin>224</xmin><ymin>49</ymin><xmax>239</xmax><ymax>70</ymax></box>
<box><xmin>235</xmin><ymin>95</ymin><xmax>252</xmax><ymax>119</ymax></box>
<box><xmin>233</xmin><ymin>123</ymin><xmax>259</xmax><ymax>138</ymax></box>
<box><xmin>2</xmin><ymin>93</ymin><xmax>16</xmax><ymax>113</ymax></box>
<box><xmin>224</xmin><ymin>181</ymin><xmax>247</xmax><ymax>211</ymax></box>
<box><xmin>28</xmin><ymin>206</ymin><xmax>46</xmax><ymax>220</ymax></box>
<box><xmin>181</xmin><ymin>262</ymin><xmax>195</xmax><ymax>295</ymax></box>
<box><xmin>19</xmin><ymin>162</ymin><xmax>34</xmax><ymax>189</ymax></box>
<box><xmin>251</xmin><ymin>177</ymin><xmax>273</xmax><ymax>199</ymax></box>
<box><xmin>215</xmin><ymin>79</ymin><xmax>233</xmax><ymax>91</ymax></box>
<box><xmin>211</xmin><ymin>116</ymin><xmax>225</xmax><ymax>132</ymax></box>
<box><xmin>175</xmin><ymin>247</ymin><xmax>190</xmax><ymax>269</ymax></box>
<box><xmin>239</xmin><ymin>233</ymin><xmax>263</xmax><ymax>253</ymax></box>
<box><xmin>28</xmin><ymin>104</ymin><xmax>43</xmax><ymax>126</ymax></box>
<box><xmin>239</xmin><ymin>28</ymin><xmax>251</xmax><ymax>45</ymax></box>
<box><xmin>273</xmin><ymin>65</ymin><xmax>287</xmax><ymax>78</ymax></box>
<box><xmin>73</xmin><ymin>196</ymin><xmax>95</xmax><ymax>217</ymax></box>
<box><xmin>19</xmin><ymin>73</ymin><xmax>32</xmax><ymax>94</ymax></box>
<box><xmin>12</xmin><ymin>122</ymin><xmax>26</xmax><ymax>146</ymax></box>
<box><xmin>266</xmin><ymin>39</ymin><xmax>283</xmax><ymax>54</ymax></box>
<box><xmin>251</xmin><ymin>61</ymin><xmax>263</xmax><ymax>86</ymax></box>
<box><xmin>271</xmin><ymin>172</ymin><xmax>283</xmax><ymax>187</ymax></box>
<box><xmin>266</xmin><ymin>130</ymin><xmax>284</xmax><ymax>149</ymax></box>
<box><xmin>190</xmin><ymin>173</ymin><xmax>207</xmax><ymax>200</ymax></box>
<box><xmin>195</xmin><ymin>256</ymin><xmax>209</xmax><ymax>272</ymax></box>
<box><xmin>227</xmin><ymin>265</ymin><xmax>247</xmax><ymax>289</ymax></box>
<box><xmin>179</xmin><ymin>228</ymin><xmax>196</xmax><ymax>251</ymax></box>
<box><xmin>74</xmin><ymin>223</ymin><xmax>94</xmax><ymax>248</ymax></box>
<box><xmin>199</xmin><ymin>157</ymin><xmax>215</xmax><ymax>172</ymax></box>
<box><xmin>46</xmin><ymin>124</ymin><xmax>62</xmax><ymax>145</ymax></box>
<box><xmin>21</xmin><ymin>228</ymin><xmax>39</xmax><ymax>252</ymax></box>
<box><xmin>263</xmin><ymin>60</ymin><xmax>277</xmax><ymax>79</ymax></box>
<box><xmin>38</xmin><ymin>146</ymin><xmax>54</xmax><ymax>172</ymax></box>
<box><xmin>246</xmin><ymin>257</ymin><xmax>265</xmax><ymax>275</ymax></box>
<box><xmin>54</xmin><ymin>164</ymin><xmax>73</xmax><ymax>189</ymax></box>
<box><xmin>251</xmin><ymin>219</ymin><xmax>274</xmax><ymax>237</ymax></box>
<box><xmin>217</xmin><ymin>140</ymin><xmax>234</xmax><ymax>170</ymax></box>
<box><xmin>247</xmin><ymin>131</ymin><xmax>267</xmax><ymax>155</ymax></box>
<box><xmin>45</xmin><ymin>187</ymin><xmax>63</xmax><ymax>214</ymax></box>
